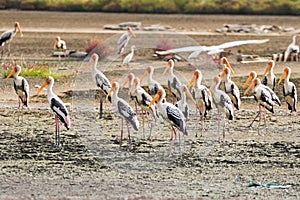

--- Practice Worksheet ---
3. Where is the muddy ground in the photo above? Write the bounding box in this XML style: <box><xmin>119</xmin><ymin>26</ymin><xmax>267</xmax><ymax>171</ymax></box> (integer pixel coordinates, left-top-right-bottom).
<box><xmin>0</xmin><ymin>11</ymin><xmax>299</xmax><ymax>199</ymax></box>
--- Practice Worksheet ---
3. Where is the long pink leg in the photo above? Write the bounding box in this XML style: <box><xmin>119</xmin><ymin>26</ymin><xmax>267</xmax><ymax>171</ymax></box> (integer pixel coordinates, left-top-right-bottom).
<box><xmin>142</xmin><ymin>110</ymin><xmax>145</xmax><ymax>139</ymax></box>
<box><xmin>120</xmin><ymin>118</ymin><xmax>123</xmax><ymax>146</ymax></box>
<box><xmin>55</xmin><ymin>115</ymin><xmax>60</xmax><ymax>146</ymax></box>
<box><xmin>125</xmin><ymin>120</ymin><xmax>131</xmax><ymax>146</ymax></box>
<box><xmin>218</xmin><ymin>111</ymin><xmax>220</xmax><ymax>142</ymax></box>
<box><xmin>258</xmin><ymin>105</ymin><xmax>262</xmax><ymax>135</ymax></box>
<box><xmin>99</xmin><ymin>90</ymin><xmax>103</xmax><ymax>119</ymax></box>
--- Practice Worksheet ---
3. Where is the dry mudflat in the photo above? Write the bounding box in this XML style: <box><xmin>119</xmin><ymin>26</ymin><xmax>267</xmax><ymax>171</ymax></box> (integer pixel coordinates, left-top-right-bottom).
<box><xmin>0</xmin><ymin>11</ymin><xmax>299</xmax><ymax>199</ymax></box>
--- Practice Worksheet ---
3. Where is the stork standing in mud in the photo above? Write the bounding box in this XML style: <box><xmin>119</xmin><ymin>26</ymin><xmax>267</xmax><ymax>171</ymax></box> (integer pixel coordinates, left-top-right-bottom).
<box><xmin>243</xmin><ymin>70</ymin><xmax>281</xmax><ymax>128</ymax></box>
<box><xmin>278</xmin><ymin>67</ymin><xmax>297</xmax><ymax>128</ymax></box>
<box><xmin>37</xmin><ymin>76</ymin><xmax>71</xmax><ymax>146</ymax></box>
<box><xmin>163</xmin><ymin>59</ymin><xmax>182</xmax><ymax>102</ymax></box>
<box><xmin>107</xmin><ymin>82</ymin><xmax>139</xmax><ymax>146</ymax></box>
<box><xmin>208</xmin><ymin>76</ymin><xmax>234</xmax><ymax>142</ymax></box>
<box><xmin>189</xmin><ymin>69</ymin><xmax>212</xmax><ymax>136</ymax></box>
<box><xmin>219</xmin><ymin>66</ymin><xmax>241</xmax><ymax>110</ymax></box>
<box><xmin>0</xmin><ymin>22</ymin><xmax>23</xmax><ymax>58</ymax></box>
<box><xmin>244</xmin><ymin>78</ymin><xmax>279</xmax><ymax>134</ymax></box>
<box><xmin>149</xmin><ymin>89</ymin><xmax>187</xmax><ymax>149</ymax></box>
<box><xmin>5</xmin><ymin>64</ymin><xmax>29</xmax><ymax>122</ymax></box>
<box><xmin>85</xmin><ymin>53</ymin><xmax>112</xmax><ymax>119</ymax></box>
<box><xmin>128</xmin><ymin>77</ymin><xmax>157</xmax><ymax>138</ymax></box>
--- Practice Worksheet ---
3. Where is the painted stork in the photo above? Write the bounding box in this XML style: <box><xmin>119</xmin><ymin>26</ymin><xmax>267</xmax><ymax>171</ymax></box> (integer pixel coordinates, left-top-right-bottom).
<box><xmin>149</xmin><ymin>89</ymin><xmax>187</xmax><ymax>147</ymax></box>
<box><xmin>37</xmin><ymin>76</ymin><xmax>71</xmax><ymax>146</ymax></box>
<box><xmin>85</xmin><ymin>53</ymin><xmax>112</xmax><ymax>119</ymax></box>
<box><xmin>208</xmin><ymin>76</ymin><xmax>234</xmax><ymax>141</ymax></box>
<box><xmin>0</xmin><ymin>22</ymin><xmax>23</xmax><ymax>57</ymax></box>
<box><xmin>140</xmin><ymin>65</ymin><xmax>165</xmax><ymax>95</ymax></box>
<box><xmin>122</xmin><ymin>45</ymin><xmax>135</xmax><ymax>67</ymax></box>
<box><xmin>5</xmin><ymin>64</ymin><xmax>29</xmax><ymax>121</ymax></box>
<box><xmin>262</xmin><ymin>60</ymin><xmax>276</xmax><ymax>91</ymax></box>
<box><xmin>175</xmin><ymin>84</ymin><xmax>196</xmax><ymax>121</ymax></box>
<box><xmin>129</xmin><ymin>77</ymin><xmax>157</xmax><ymax>138</ymax></box>
<box><xmin>189</xmin><ymin>69</ymin><xmax>212</xmax><ymax>136</ymax></box>
<box><xmin>278</xmin><ymin>67</ymin><xmax>297</xmax><ymax>118</ymax></box>
<box><xmin>220</xmin><ymin>57</ymin><xmax>235</xmax><ymax>74</ymax></box>
<box><xmin>121</xmin><ymin>73</ymin><xmax>137</xmax><ymax>112</ymax></box>
<box><xmin>117</xmin><ymin>26</ymin><xmax>136</xmax><ymax>55</ymax></box>
<box><xmin>244</xmin><ymin>78</ymin><xmax>278</xmax><ymax>134</ymax></box>
<box><xmin>163</xmin><ymin>59</ymin><xmax>182</xmax><ymax>101</ymax></box>
<box><xmin>284</xmin><ymin>35</ymin><xmax>299</xmax><ymax>62</ymax></box>
<box><xmin>54</xmin><ymin>36</ymin><xmax>67</xmax><ymax>58</ymax></box>
<box><xmin>107</xmin><ymin>82</ymin><xmax>139</xmax><ymax>146</ymax></box>
<box><xmin>243</xmin><ymin>70</ymin><xmax>281</xmax><ymax>106</ymax></box>
<box><xmin>219</xmin><ymin>66</ymin><xmax>241</xmax><ymax>110</ymax></box>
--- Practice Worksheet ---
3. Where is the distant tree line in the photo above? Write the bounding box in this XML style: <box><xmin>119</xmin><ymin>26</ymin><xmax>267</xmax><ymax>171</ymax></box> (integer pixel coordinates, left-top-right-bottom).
<box><xmin>1</xmin><ymin>0</ymin><xmax>300</xmax><ymax>15</ymax></box>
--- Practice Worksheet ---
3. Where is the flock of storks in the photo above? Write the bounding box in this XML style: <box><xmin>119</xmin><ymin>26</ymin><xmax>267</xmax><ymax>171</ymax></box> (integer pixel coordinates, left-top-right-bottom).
<box><xmin>1</xmin><ymin>22</ymin><xmax>298</xmax><ymax>149</ymax></box>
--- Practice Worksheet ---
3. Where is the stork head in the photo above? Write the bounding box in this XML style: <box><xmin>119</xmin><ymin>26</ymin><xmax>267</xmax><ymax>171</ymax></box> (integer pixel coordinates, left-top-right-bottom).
<box><xmin>127</xmin><ymin>26</ymin><xmax>136</xmax><ymax>37</ymax></box>
<box><xmin>149</xmin><ymin>89</ymin><xmax>164</xmax><ymax>107</ymax></box>
<box><xmin>140</xmin><ymin>66</ymin><xmax>152</xmax><ymax>82</ymax></box>
<box><xmin>107</xmin><ymin>82</ymin><xmax>118</xmax><ymax>100</ymax></box>
<box><xmin>220</xmin><ymin>66</ymin><xmax>231</xmax><ymax>78</ymax></box>
<box><xmin>244</xmin><ymin>78</ymin><xmax>260</xmax><ymax>95</ymax></box>
<box><xmin>181</xmin><ymin>85</ymin><xmax>196</xmax><ymax>105</ymax></box>
<box><xmin>221</xmin><ymin>57</ymin><xmax>234</xmax><ymax>74</ymax></box>
<box><xmin>278</xmin><ymin>67</ymin><xmax>291</xmax><ymax>85</ymax></box>
<box><xmin>5</xmin><ymin>64</ymin><xmax>21</xmax><ymax>80</ymax></box>
<box><xmin>263</xmin><ymin>60</ymin><xmax>275</xmax><ymax>76</ymax></box>
<box><xmin>243</xmin><ymin>71</ymin><xmax>257</xmax><ymax>88</ymax></box>
<box><xmin>189</xmin><ymin>70</ymin><xmax>200</xmax><ymax>88</ymax></box>
<box><xmin>128</xmin><ymin>77</ymin><xmax>139</xmax><ymax>95</ymax></box>
<box><xmin>84</xmin><ymin>53</ymin><xmax>99</xmax><ymax>72</ymax></box>
<box><xmin>54</xmin><ymin>36</ymin><xmax>60</xmax><ymax>49</ymax></box>
<box><xmin>37</xmin><ymin>76</ymin><xmax>53</xmax><ymax>95</ymax></box>
<box><xmin>15</xmin><ymin>22</ymin><xmax>23</xmax><ymax>37</ymax></box>
<box><xmin>122</xmin><ymin>73</ymin><xmax>135</xmax><ymax>89</ymax></box>
<box><xmin>163</xmin><ymin>59</ymin><xmax>174</xmax><ymax>75</ymax></box>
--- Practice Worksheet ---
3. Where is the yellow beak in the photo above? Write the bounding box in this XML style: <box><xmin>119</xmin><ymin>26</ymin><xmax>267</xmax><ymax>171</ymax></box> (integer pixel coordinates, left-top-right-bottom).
<box><xmin>37</xmin><ymin>79</ymin><xmax>49</xmax><ymax>95</ymax></box>
<box><xmin>149</xmin><ymin>93</ymin><xmax>159</xmax><ymax>108</ymax></box>
<box><xmin>244</xmin><ymin>81</ymin><xmax>255</xmax><ymax>95</ymax></box>
<box><xmin>243</xmin><ymin>75</ymin><xmax>253</xmax><ymax>89</ymax></box>
<box><xmin>278</xmin><ymin>71</ymin><xmax>287</xmax><ymax>85</ymax></box>
<box><xmin>5</xmin><ymin>68</ymin><xmax>16</xmax><ymax>80</ymax></box>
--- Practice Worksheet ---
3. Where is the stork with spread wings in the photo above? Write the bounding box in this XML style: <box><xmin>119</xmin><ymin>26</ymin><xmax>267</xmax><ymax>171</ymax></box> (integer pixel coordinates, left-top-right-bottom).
<box><xmin>155</xmin><ymin>39</ymin><xmax>269</xmax><ymax>60</ymax></box>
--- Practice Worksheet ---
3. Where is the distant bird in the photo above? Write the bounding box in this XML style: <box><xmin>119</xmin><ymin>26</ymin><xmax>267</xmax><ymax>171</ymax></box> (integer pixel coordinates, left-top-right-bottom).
<box><xmin>243</xmin><ymin>70</ymin><xmax>281</xmax><ymax>107</ymax></box>
<box><xmin>122</xmin><ymin>45</ymin><xmax>135</xmax><ymax>67</ymax></box>
<box><xmin>278</xmin><ymin>67</ymin><xmax>297</xmax><ymax>114</ymax></box>
<box><xmin>262</xmin><ymin>60</ymin><xmax>276</xmax><ymax>91</ymax></box>
<box><xmin>117</xmin><ymin>26</ymin><xmax>136</xmax><ymax>55</ymax></box>
<box><xmin>129</xmin><ymin>77</ymin><xmax>157</xmax><ymax>138</ymax></box>
<box><xmin>244</xmin><ymin>78</ymin><xmax>278</xmax><ymax>134</ymax></box>
<box><xmin>0</xmin><ymin>22</ymin><xmax>23</xmax><ymax>57</ymax></box>
<box><xmin>189</xmin><ymin>69</ymin><xmax>212</xmax><ymax>136</ymax></box>
<box><xmin>149</xmin><ymin>89</ymin><xmax>187</xmax><ymax>147</ymax></box>
<box><xmin>37</xmin><ymin>76</ymin><xmax>71</xmax><ymax>146</ymax></box>
<box><xmin>54</xmin><ymin>36</ymin><xmax>67</xmax><ymax>58</ymax></box>
<box><xmin>5</xmin><ymin>64</ymin><xmax>29</xmax><ymax>121</ymax></box>
<box><xmin>140</xmin><ymin>66</ymin><xmax>165</xmax><ymax>95</ymax></box>
<box><xmin>175</xmin><ymin>84</ymin><xmax>196</xmax><ymax>121</ymax></box>
<box><xmin>208</xmin><ymin>76</ymin><xmax>234</xmax><ymax>141</ymax></box>
<box><xmin>284</xmin><ymin>35</ymin><xmax>299</xmax><ymax>62</ymax></box>
<box><xmin>85</xmin><ymin>53</ymin><xmax>112</xmax><ymax>119</ymax></box>
<box><xmin>107</xmin><ymin>82</ymin><xmax>139</xmax><ymax>146</ymax></box>
<box><xmin>219</xmin><ymin>66</ymin><xmax>241</xmax><ymax>110</ymax></box>
<box><xmin>163</xmin><ymin>59</ymin><xmax>182</xmax><ymax>101</ymax></box>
